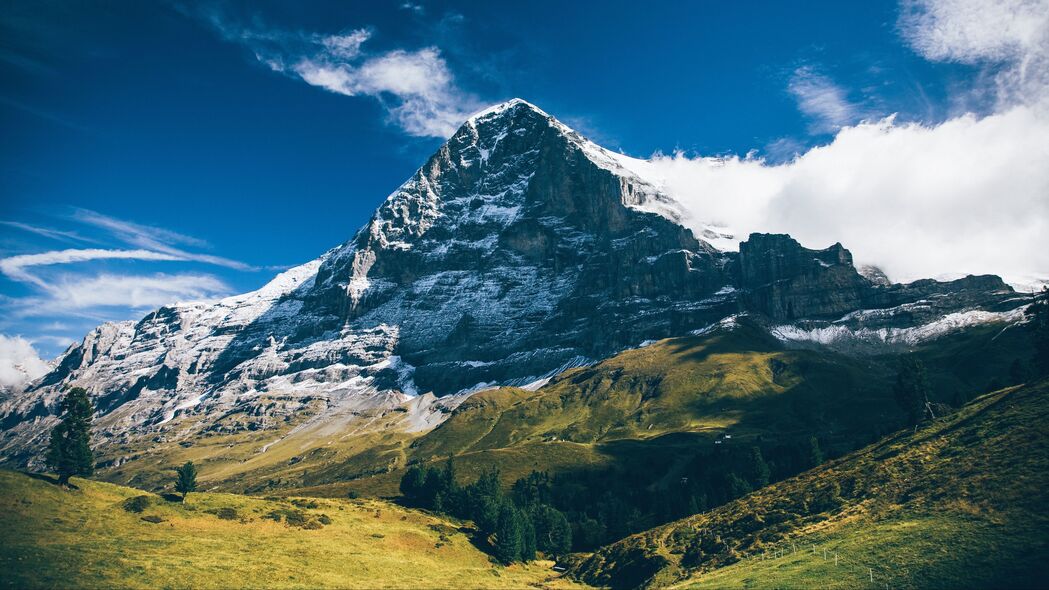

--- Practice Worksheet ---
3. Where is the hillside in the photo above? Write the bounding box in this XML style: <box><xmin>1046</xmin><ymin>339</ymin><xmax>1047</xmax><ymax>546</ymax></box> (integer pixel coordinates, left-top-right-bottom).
<box><xmin>0</xmin><ymin>470</ymin><xmax>582</xmax><ymax>589</ymax></box>
<box><xmin>315</xmin><ymin>314</ymin><xmax>1027</xmax><ymax>497</ymax></box>
<box><xmin>567</xmin><ymin>379</ymin><xmax>1049</xmax><ymax>589</ymax></box>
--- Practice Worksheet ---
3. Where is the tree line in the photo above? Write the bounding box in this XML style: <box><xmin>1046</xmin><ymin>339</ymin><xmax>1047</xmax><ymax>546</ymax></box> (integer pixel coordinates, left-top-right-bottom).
<box><xmin>399</xmin><ymin>460</ymin><xmax>571</xmax><ymax>564</ymax></box>
<box><xmin>399</xmin><ymin>437</ymin><xmax>825</xmax><ymax>559</ymax></box>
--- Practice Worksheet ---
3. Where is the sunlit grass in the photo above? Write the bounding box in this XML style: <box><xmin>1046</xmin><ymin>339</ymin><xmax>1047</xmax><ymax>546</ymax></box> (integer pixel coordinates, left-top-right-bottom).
<box><xmin>0</xmin><ymin>470</ymin><xmax>585</xmax><ymax>589</ymax></box>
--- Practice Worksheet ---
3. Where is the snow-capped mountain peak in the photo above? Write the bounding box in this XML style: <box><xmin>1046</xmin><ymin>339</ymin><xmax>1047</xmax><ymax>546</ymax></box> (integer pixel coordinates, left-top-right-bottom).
<box><xmin>0</xmin><ymin>100</ymin><xmax>1030</xmax><ymax>470</ymax></box>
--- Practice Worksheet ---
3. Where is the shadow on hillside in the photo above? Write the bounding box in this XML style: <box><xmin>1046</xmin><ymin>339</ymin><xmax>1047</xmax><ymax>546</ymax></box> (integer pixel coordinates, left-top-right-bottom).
<box><xmin>20</xmin><ymin>471</ymin><xmax>79</xmax><ymax>490</ymax></box>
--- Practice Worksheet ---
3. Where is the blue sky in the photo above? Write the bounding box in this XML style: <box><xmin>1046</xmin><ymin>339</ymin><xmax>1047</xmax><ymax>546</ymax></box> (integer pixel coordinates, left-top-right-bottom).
<box><xmin>2</xmin><ymin>0</ymin><xmax>1047</xmax><ymax>361</ymax></box>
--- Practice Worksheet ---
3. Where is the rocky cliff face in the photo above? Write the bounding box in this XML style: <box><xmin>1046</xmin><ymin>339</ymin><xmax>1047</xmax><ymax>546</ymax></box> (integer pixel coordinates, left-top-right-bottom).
<box><xmin>0</xmin><ymin>99</ymin><xmax>1031</xmax><ymax>465</ymax></box>
<box><xmin>737</xmin><ymin>233</ymin><xmax>1017</xmax><ymax>323</ymax></box>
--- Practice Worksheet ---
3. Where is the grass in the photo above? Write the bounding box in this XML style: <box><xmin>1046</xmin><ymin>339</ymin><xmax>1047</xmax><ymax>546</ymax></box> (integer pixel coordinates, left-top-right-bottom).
<box><xmin>685</xmin><ymin>513</ymin><xmax>1046</xmax><ymax>590</ymax></box>
<box><xmin>568</xmin><ymin>379</ymin><xmax>1049</xmax><ymax>589</ymax></box>
<box><xmin>0</xmin><ymin>470</ymin><xmax>585</xmax><ymax>589</ymax></box>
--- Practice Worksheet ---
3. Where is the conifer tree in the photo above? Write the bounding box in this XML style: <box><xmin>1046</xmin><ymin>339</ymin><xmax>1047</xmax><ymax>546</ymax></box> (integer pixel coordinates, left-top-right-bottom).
<box><xmin>807</xmin><ymin>436</ymin><xmax>824</xmax><ymax>467</ymax></box>
<box><xmin>519</xmin><ymin>511</ymin><xmax>537</xmax><ymax>562</ymax></box>
<box><xmin>175</xmin><ymin>461</ymin><xmax>197</xmax><ymax>503</ymax></box>
<box><xmin>533</xmin><ymin>505</ymin><xmax>572</xmax><ymax>555</ymax></box>
<box><xmin>399</xmin><ymin>465</ymin><xmax>426</xmax><ymax>501</ymax></box>
<box><xmin>494</xmin><ymin>501</ymin><xmax>523</xmax><ymax>564</ymax></box>
<box><xmin>744</xmin><ymin>446</ymin><xmax>770</xmax><ymax>488</ymax></box>
<box><xmin>45</xmin><ymin>387</ymin><xmax>94</xmax><ymax>486</ymax></box>
<box><xmin>893</xmin><ymin>356</ymin><xmax>931</xmax><ymax>425</ymax></box>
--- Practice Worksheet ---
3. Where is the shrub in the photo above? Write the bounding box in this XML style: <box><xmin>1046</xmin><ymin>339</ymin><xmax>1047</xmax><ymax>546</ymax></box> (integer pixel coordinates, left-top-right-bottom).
<box><xmin>291</xmin><ymin>499</ymin><xmax>319</xmax><ymax>509</ymax></box>
<box><xmin>141</xmin><ymin>515</ymin><xmax>165</xmax><ymax>524</ymax></box>
<box><xmin>317</xmin><ymin>514</ymin><xmax>332</xmax><ymax>525</ymax></box>
<box><xmin>264</xmin><ymin>511</ymin><xmax>282</xmax><ymax>522</ymax></box>
<box><xmin>123</xmin><ymin>495</ymin><xmax>152</xmax><ymax>513</ymax></box>
<box><xmin>346</xmin><ymin>490</ymin><xmax>359</xmax><ymax>499</ymax></box>
<box><xmin>284</xmin><ymin>510</ymin><xmax>307</xmax><ymax>526</ymax></box>
<box><xmin>216</xmin><ymin>507</ymin><xmax>239</xmax><ymax>520</ymax></box>
<box><xmin>302</xmin><ymin>520</ymin><xmax>324</xmax><ymax>530</ymax></box>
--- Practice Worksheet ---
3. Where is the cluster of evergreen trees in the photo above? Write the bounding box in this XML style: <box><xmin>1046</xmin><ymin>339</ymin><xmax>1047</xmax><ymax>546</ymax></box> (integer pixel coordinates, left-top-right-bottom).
<box><xmin>399</xmin><ymin>461</ymin><xmax>571</xmax><ymax>564</ymax></box>
<box><xmin>401</xmin><ymin>440</ymin><xmax>824</xmax><ymax>556</ymax></box>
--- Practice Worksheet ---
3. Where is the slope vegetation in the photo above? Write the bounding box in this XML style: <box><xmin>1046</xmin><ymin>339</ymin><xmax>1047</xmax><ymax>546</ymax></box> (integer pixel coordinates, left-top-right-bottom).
<box><xmin>567</xmin><ymin>379</ymin><xmax>1049</xmax><ymax>589</ymax></box>
<box><xmin>0</xmin><ymin>470</ymin><xmax>581</xmax><ymax>589</ymax></box>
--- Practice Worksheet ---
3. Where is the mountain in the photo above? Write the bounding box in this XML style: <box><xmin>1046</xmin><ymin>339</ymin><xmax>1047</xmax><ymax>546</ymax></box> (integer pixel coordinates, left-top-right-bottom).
<box><xmin>0</xmin><ymin>99</ymin><xmax>1032</xmax><ymax>478</ymax></box>
<box><xmin>566</xmin><ymin>378</ymin><xmax>1049</xmax><ymax>589</ymax></box>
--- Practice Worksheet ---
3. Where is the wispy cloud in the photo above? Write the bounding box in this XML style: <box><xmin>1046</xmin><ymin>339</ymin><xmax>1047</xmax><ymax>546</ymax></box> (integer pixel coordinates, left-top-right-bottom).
<box><xmin>199</xmin><ymin>12</ymin><xmax>481</xmax><ymax>138</ymax></box>
<box><xmin>72</xmin><ymin>208</ymin><xmax>254</xmax><ymax>270</ymax></box>
<box><xmin>899</xmin><ymin>0</ymin><xmax>1049</xmax><ymax>107</ymax></box>
<box><xmin>40</xmin><ymin>272</ymin><xmax>231</xmax><ymax>310</ymax></box>
<box><xmin>0</xmin><ymin>220</ymin><xmax>97</xmax><ymax>245</ymax></box>
<box><xmin>0</xmin><ymin>248</ymin><xmax>183</xmax><ymax>288</ymax></box>
<box><xmin>0</xmin><ymin>210</ymin><xmax>245</xmax><ymax>344</ymax></box>
<box><xmin>788</xmin><ymin>66</ymin><xmax>865</xmax><ymax>133</ymax></box>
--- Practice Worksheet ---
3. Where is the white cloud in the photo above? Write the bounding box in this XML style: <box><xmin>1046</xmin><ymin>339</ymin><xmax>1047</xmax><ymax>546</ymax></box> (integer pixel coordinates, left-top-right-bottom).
<box><xmin>788</xmin><ymin>67</ymin><xmax>864</xmax><ymax>132</ymax></box>
<box><xmin>321</xmin><ymin>30</ymin><xmax>371</xmax><ymax>59</ymax></box>
<box><xmin>0</xmin><ymin>211</ymin><xmax>247</xmax><ymax>320</ymax></box>
<box><xmin>0</xmin><ymin>334</ymin><xmax>50</xmax><ymax>392</ymax></box>
<box><xmin>899</xmin><ymin>0</ymin><xmax>1049</xmax><ymax>106</ymax></box>
<box><xmin>640</xmin><ymin>105</ymin><xmax>1049</xmax><ymax>288</ymax></box>
<box><xmin>0</xmin><ymin>221</ymin><xmax>96</xmax><ymax>245</ymax></box>
<box><xmin>0</xmin><ymin>248</ymin><xmax>183</xmax><ymax>287</ymax></box>
<box><xmin>203</xmin><ymin>15</ymin><xmax>480</xmax><ymax>138</ymax></box>
<box><xmin>72</xmin><ymin>209</ymin><xmax>254</xmax><ymax>270</ymax></box>
<box><xmin>43</xmin><ymin>273</ymin><xmax>231</xmax><ymax>310</ymax></box>
<box><xmin>617</xmin><ymin>0</ymin><xmax>1049</xmax><ymax>290</ymax></box>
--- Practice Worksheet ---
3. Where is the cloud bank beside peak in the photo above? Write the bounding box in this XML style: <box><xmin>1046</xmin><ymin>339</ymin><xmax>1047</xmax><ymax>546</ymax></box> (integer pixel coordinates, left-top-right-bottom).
<box><xmin>633</xmin><ymin>0</ymin><xmax>1049</xmax><ymax>289</ymax></box>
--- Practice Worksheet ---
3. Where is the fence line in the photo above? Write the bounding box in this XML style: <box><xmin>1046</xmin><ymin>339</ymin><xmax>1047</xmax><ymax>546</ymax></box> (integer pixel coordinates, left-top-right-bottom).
<box><xmin>731</xmin><ymin>535</ymin><xmax>897</xmax><ymax>589</ymax></box>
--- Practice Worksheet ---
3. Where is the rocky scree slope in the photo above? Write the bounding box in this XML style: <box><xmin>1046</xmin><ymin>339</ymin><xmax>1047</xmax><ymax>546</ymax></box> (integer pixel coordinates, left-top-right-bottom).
<box><xmin>0</xmin><ymin>99</ymin><xmax>1030</xmax><ymax>467</ymax></box>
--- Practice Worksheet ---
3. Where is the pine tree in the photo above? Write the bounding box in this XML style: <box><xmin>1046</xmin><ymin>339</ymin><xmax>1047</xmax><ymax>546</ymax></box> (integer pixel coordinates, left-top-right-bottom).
<box><xmin>725</xmin><ymin>472</ymin><xmax>752</xmax><ymax>499</ymax></box>
<box><xmin>519</xmin><ymin>511</ymin><xmax>537</xmax><ymax>562</ymax></box>
<box><xmin>175</xmin><ymin>461</ymin><xmax>197</xmax><ymax>503</ymax></box>
<box><xmin>399</xmin><ymin>465</ymin><xmax>426</xmax><ymax>501</ymax></box>
<box><xmin>466</xmin><ymin>467</ymin><xmax>502</xmax><ymax>534</ymax></box>
<box><xmin>807</xmin><ymin>436</ymin><xmax>824</xmax><ymax>467</ymax></box>
<box><xmin>893</xmin><ymin>356</ymin><xmax>931</xmax><ymax>425</ymax></box>
<box><xmin>744</xmin><ymin>446</ymin><xmax>770</xmax><ymax>488</ymax></box>
<box><xmin>494</xmin><ymin>501</ymin><xmax>523</xmax><ymax>564</ymax></box>
<box><xmin>533</xmin><ymin>505</ymin><xmax>572</xmax><ymax>555</ymax></box>
<box><xmin>45</xmin><ymin>387</ymin><xmax>94</xmax><ymax>486</ymax></box>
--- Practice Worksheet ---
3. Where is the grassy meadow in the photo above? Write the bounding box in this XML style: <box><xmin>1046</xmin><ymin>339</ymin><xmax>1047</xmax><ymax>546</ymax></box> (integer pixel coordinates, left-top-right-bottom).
<box><xmin>0</xmin><ymin>470</ymin><xmax>583</xmax><ymax>589</ymax></box>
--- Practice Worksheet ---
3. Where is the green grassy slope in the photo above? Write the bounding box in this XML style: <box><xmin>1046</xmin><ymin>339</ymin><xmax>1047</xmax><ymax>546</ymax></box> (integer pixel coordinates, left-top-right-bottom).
<box><xmin>0</xmin><ymin>470</ymin><xmax>583</xmax><ymax>590</ymax></box>
<box><xmin>567</xmin><ymin>379</ymin><xmax>1049</xmax><ymax>589</ymax></box>
<box><xmin>381</xmin><ymin>322</ymin><xmax>890</xmax><ymax>486</ymax></box>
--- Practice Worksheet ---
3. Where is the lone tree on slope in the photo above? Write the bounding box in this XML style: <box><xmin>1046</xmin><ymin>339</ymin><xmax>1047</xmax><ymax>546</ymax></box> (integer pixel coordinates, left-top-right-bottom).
<box><xmin>45</xmin><ymin>387</ymin><xmax>94</xmax><ymax>486</ymax></box>
<box><xmin>894</xmin><ymin>357</ymin><xmax>932</xmax><ymax>426</ymax></box>
<box><xmin>175</xmin><ymin>461</ymin><xmax>198</xmax><ymax>503</ymax></box>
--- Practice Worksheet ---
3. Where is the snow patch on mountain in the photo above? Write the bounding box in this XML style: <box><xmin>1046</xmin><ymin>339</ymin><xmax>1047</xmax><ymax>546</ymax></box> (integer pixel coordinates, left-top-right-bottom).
<box><xmin>771</xmin><ymin>307</ymin><xmax>1028</xmax><ymax>348</ymax></box>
